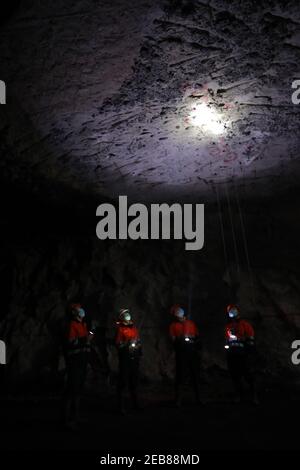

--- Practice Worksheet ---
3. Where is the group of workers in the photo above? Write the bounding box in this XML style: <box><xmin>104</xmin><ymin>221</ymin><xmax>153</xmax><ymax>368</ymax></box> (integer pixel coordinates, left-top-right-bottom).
<box><xmin>62</xmin><ymin>302</ymin><xmax>258</xmax><ymax>429</ymax></box>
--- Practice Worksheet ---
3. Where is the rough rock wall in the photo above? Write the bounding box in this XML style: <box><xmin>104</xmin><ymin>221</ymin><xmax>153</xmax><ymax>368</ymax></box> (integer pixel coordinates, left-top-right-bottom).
<box><xmin>1</xmin><ymin>198</ymin><xmax>300</xmax><ymax>390</ymax></box>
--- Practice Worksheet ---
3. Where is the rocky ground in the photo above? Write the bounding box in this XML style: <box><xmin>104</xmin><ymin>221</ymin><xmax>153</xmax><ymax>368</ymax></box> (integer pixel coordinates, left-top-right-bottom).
<box><xmin>1</xmin><ymin>385</ymin><xmax>300</xmax><ymax>451</ymax></box>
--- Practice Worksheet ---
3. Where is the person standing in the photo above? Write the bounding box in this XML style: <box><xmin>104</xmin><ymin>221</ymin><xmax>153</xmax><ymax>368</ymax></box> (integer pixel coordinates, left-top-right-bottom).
<box><xmin>169</xmin><ymin>304</ymin><xmax>202</xmax><ymax>407</ymax></box>
<box><xmin>225</xmin><ymin>304</ymin><xmax>258</xmax><ymax>404</ymax></box>
<box><xmin>0</xmin><ymin>339</ymin><xmax>6</xmax><ymax>396</ymax></box>
<box><xmin>63</xmin><ymin>303</ymin><xmax>91</xmax><ymax>429</ymax></box>
<box><xmin>115</xmin><ymin>308</ymin><xmax>142</xmax><ymax>414</ymax></box>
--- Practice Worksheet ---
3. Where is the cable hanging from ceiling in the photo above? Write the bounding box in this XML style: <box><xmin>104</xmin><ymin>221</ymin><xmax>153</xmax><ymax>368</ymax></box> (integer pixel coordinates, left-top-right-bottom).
<box><xmin>214</xmin><ymin>180</ymin><xmax>257</xmax><ymax>309</ymax></box>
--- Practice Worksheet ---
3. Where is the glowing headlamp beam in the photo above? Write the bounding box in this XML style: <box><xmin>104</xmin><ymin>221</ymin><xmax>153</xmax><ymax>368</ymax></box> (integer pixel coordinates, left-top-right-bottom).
<box><xmin>189</xmin><ymin>103</ymin><xmax>226</xmax><ymax>135</ymax></box>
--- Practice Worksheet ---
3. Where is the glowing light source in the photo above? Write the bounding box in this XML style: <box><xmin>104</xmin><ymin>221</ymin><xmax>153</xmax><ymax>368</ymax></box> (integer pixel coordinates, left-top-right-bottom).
<box><xmin>189</xmin><ymin>103</ymin><xmax>226</xmax><ymax>135</ymax></box>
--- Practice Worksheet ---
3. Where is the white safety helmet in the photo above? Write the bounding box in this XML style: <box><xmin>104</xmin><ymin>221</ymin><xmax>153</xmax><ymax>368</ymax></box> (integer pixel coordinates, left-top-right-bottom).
<box><xmin>119</xmin><ymin>308</ymin><xmax>132</xmax><ymax>324</ymax></box>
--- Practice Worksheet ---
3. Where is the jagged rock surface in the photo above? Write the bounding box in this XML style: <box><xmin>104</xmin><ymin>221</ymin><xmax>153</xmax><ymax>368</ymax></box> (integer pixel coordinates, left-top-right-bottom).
<box><xmin>1</xmin><ymin>201</ymin><xmax>300</xmax><ymax>389</ymax></box>
<box><xmin>0</xmin><ymin>0</ymin><xmax>300</xmax><ymax>202</ymax></box>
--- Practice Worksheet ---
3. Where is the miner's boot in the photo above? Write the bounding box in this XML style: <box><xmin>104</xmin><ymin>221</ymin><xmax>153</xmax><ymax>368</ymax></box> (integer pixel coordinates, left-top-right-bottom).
<box><xmin>233</xmin><ymin>378</ymin><xmax>244</xmax><ymax>404</ymax></box>
<box><xmin>249</xmin><ymin>381</ymin><xmax>259</xmax><ymax>405</ymax></box>
<box><xmin>117</xmin><ymin>390</ymin><xmax>126</xmax><ymax>416</ymax></box>
<box><xmin>74</xmin><ymin>396</ymin><xmax>86</xmax><ymax>426</ymax></box>
<box><xmin>175</xmin><ymin>385</ymin><xmax>183</xmax><ymax>408</ymax></box>
<box><xmin>131</xmin><ymin>389</ymin><xmax>141</xmax><ymax>411</ymax></box>
<box><xmin>63</xmin><ymin>397</ymin><xmax>78</xmax><ymax>430</ymax></box>
<box><xmin>62</xmin><ymin>397</ymin><xmax>71</xmax><ymax>428</ymax></box>
<box><xmin>194</xmin><ymin>382</ymin><xmax>203</xmax><ymax>406</ymax></box>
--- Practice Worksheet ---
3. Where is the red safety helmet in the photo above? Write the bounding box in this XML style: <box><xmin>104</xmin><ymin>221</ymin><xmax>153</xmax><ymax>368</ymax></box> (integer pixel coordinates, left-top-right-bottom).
<box><xmin>170</xmin><ymin>304</ymin><xmax>185</xmax><ymax>319</ymax></box>
<box><xmin>70</xmin><ymin>303</ymin><xmax>82</xmax><ymax>311</ymax></box>
<box><xmin>226</xmin><ymin>304</ymin><xmax>240</xmax><ymax>319</ymax></box>
<box><xmin>70</xmin><ymin>303</ymin><xmax>86</xmax><ymax>319</ymax></box>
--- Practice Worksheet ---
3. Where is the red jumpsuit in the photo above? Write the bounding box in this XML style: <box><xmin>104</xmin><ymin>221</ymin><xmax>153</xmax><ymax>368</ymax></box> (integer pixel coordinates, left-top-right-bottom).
<box><xmin>169</xmin><ymin>319</ymin><xmax>199</xmax><ymax>340</ymax></box>
<box><xmin>63</xmin><ymin>319</ymin><xmax>90</xmax><ymax>426</ymax></box>
<box><xmin>169</xmin><ymin>319</ymin><xmax>201</xmax><ymax>404</ymax></box>
<box><xmin>66</xmin><ymin>319</ymin><xmax>90</xmax><ymax>394</ymax></box>
<box><xmin>225</xmin><ymin>319</ymin><xmax>254</xmax><ymax>347</ymax></box>
<box><xmin>115</xmin><ymin>323</ymin><xmax>141</xmax><ymax>410</ymax></box>
<box><xmin>225</xmin><ymin>318</ymin><xmax>255</xmax><ymax>400</ymax></box>
<box><xmin>116</xmin><ymin>325</ymin><xmax>140</xmax><ymax>346</ymax></box>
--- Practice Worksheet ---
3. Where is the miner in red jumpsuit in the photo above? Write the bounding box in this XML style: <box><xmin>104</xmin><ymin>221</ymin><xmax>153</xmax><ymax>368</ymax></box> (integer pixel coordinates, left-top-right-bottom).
<box><xmin>63</xmin><ymin>303</ymin><xmax>92</xmax><ymax>429</ymax></box>
<box><xmin>115</xmin><ymin>309</ymin><xmax>142</xmax><ymax>414</ymax></box>
<box><xmin>169</xmin><ymin>304</ymin><xmax>201</xmax><ymax>407</ymax></box>
<box><xmin>225</xmin><ymin>304</ymin><xmax>258</xmax><ymax>404</ymax></box>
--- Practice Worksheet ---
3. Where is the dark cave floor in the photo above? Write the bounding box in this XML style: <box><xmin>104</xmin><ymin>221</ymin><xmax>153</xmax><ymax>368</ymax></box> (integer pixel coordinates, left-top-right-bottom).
<box><xmin>0</xmin><ymin>380</ymin><xmax>300</xmax><ymax>452</ymax></box>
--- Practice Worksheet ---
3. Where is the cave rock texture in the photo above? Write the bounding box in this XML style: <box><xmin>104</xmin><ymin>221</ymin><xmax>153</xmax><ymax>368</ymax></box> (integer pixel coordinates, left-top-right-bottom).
<box><xmin>1</xmin><ymin>204</ymin><xmax>300</xmax><ymax>389</ymax></box>
<box><xmin>1</xmin><ymin>0</ymin><xmax>300</xmax><ymax>202</ymax></box>
<box><xmin>0</xmin><ymin>0</ymin><xmax>300</xmax><ymax>391</ymax></box>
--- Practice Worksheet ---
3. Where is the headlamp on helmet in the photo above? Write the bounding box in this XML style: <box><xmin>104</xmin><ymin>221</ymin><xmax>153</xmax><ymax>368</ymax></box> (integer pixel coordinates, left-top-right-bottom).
<box><xmin>71</xmin><ymin>303</ymin><xmax>85</xmax><ymax>318</ymax></box>
<box><xmin>119</xmin><ymin>308</ymin><xmax>132</xmax><ymax>324</ymax></box>
<box><xmin>171</xmin><ymin>304</ymin><xmax>185</xmax><ymax>320</ymax></box>
<box><xmin>226</xmin><ymin>304</ymin><xmax>239</xmax><ymax>319</ymax></box>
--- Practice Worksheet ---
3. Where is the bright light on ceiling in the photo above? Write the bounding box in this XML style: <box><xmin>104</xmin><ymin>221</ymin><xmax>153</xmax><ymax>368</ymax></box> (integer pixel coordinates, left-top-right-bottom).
<box><xmin>189</xmin><ymin>103</ymin><xmax>226</xmax><ymax>135</ymax></box>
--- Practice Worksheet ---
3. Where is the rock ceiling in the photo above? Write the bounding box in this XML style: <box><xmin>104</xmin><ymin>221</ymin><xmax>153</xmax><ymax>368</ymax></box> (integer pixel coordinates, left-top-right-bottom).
<box><xmin>1</xmin><ymin>0</ymin><xmax>300</xmax><ymax>203</ymax></box>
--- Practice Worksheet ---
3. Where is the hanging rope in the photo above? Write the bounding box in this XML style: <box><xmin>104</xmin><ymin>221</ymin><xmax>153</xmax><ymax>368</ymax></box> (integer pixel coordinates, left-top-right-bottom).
<box><xmin>233</xmin><ymin>183</ymin><xmax>257</xmax><ymax>309</ymax></box>
<box><xmin>214</xmin><ymin>182</ymin><xmax>229</xmax><ymax>275</ymax></box>
<box><xmin>187</xmin><ymin>259</ymin><xmax>193</xmax><ymax>319</ymax></box>
<box><xmin>225</xmin><ymin>181</ymin><xmax>240</xmax><ymax>278</ymax></box>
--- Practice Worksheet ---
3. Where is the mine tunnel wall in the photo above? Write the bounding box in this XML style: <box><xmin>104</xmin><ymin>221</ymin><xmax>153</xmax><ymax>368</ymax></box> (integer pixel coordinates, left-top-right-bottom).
<box><xmin>1</xmin><ymin>193</ymin><xmax>300</xmax><ymax>391</ymax></box>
